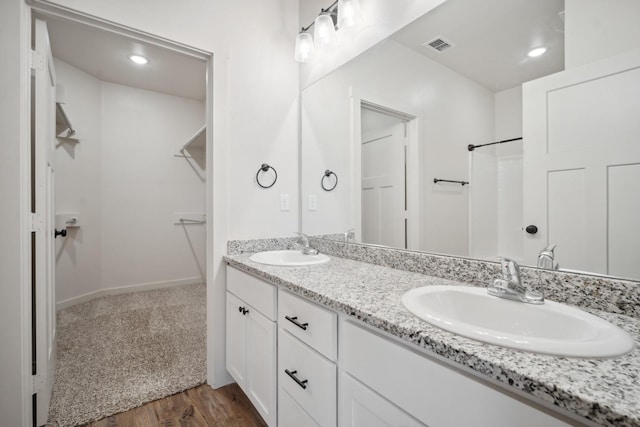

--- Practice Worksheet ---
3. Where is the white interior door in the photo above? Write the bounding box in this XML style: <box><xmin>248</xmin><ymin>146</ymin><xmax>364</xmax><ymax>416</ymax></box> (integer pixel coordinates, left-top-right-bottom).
<box><xmin>361</xmin><ymin>114</ymin><xmax>406</xmax><ymax>248</ymax></box>
<box><xmin>32</xmin><ymin>17</ymin><xmax>57</xmax><ymax>425</ymax></box>
<box><xmin>523</xmin><ymin>51</ymin><xmax>640</xmax><ymax>277</ymax></box>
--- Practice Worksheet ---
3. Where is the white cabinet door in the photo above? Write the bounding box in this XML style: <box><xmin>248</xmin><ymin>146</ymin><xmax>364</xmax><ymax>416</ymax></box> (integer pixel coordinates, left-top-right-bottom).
<box><xmin>246</xmin><ymin>306</ymin><xmax>277</xmax><ymax>427</ymax></box>
<box><xmin>226</xmin><ymin>292</ymin><xmax>247</xmax><ymax>389</ymax></box>
<box><xmin>339</xmin><ymin>372</ymin><xmax>425</xmax><ymax>427</ymax></box>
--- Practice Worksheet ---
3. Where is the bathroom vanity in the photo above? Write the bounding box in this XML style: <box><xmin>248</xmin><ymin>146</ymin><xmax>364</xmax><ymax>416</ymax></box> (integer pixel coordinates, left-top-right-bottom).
<box><xmin>224</xmin><ymin>249</ymin><xmax>640</xmax><ymax>427</ymax></box>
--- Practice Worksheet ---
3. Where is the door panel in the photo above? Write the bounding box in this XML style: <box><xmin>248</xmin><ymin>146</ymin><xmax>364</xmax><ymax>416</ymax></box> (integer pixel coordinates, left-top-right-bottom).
<box><xmin>225</xmin><ymin>292</ymin><xmax>246</xmax><ymax>388</ymax></box>
<box><xmin>361</xmin><ymin>120</ymin><xmax>406</xmax><ymax>248</ymax></box>
<box><xmin>246</xmin><ymin>308</ymin><xmax>276</xmax><ymax>426</ymax></box>
<box><xmin>33</xmin><ymin>18</ymin><xmax>57</xmax><ymax>425</ymax></box>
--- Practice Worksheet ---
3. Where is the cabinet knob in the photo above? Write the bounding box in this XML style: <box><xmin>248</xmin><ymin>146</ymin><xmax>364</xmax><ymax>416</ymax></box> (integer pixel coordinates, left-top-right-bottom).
<box><xmin>241</xmin><ymin>307</ymin><xmax>249</xmax><ymax>315</ymax></box>
<box><xmin>238</xmin><ymin>306</ymin><xmax>243</xmax><ymax>313</ymax></box>
<box><xmin>525</xmin><ymin>225</ymin><xmax>538</xmax><ymax>234</ymax></box>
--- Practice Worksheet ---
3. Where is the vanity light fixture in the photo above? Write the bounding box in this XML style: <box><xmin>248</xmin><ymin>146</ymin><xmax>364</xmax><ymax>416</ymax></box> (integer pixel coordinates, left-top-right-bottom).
<box><xmin>128</xmin><ymin>54</ymin><xmax>149</xmax><ymax>65</ymax></box>
<box><xmin>527</xmin><ymin>47</ymin><xmax>547</xmax><ymax>58</ymax></box>
<box><xmin>295</xmin><ymin>0</ymin><xmax>362</xmax><ymax>63</ymax></box>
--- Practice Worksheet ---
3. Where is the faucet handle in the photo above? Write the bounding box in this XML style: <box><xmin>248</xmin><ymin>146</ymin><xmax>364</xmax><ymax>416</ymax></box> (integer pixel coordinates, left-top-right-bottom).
<box><xmin>499</xmin><ymin>257</ymin><xmax>521</xmax><ymax>284</ymax></box>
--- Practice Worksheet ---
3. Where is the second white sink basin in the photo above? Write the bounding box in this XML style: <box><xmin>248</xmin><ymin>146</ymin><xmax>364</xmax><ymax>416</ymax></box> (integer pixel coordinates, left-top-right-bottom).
<box><xmin>249</xmin><ymin>250</ymin><xmax>330</xmax><ymax>266</ymax></box>
<box><xmin>401</xmin><ymin>285</ymin><xmax>635</xmax><ymax>358</ymax></box>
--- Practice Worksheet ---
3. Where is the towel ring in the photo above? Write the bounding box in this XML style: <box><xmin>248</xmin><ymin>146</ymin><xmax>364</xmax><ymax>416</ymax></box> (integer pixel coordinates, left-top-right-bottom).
<box><xmin>256</xmin><ymin>163</ymin><xmax>277</xmax><ymax>189</ymax></box>
<box><xmin>321</xmin><ymin>169</ymin><xmax>338</xmax><ymax>191</ymax></box>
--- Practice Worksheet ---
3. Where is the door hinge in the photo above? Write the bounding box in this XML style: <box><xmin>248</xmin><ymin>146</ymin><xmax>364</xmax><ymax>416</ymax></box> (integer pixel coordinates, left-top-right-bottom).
<box><xmin>31</xmin><ymin>374</ymin><xmax>44</xmax><ymax>394</ymax></box>
<box><xmin>29</xmin><ymin>213</ymin><xmax>44</xmax><ymax>232</ymax></box>
<box><xmin>30</xmin><ymin>50</ymin><xmax>44</xmax><ymax>71</ymax></box>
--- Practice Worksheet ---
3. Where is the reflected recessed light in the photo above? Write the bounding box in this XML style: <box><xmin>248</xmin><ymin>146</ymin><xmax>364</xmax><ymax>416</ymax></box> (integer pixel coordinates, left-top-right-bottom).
<box><xmin>128</xmin><ymin>54</ymin><xmax>148</xmax><ymax>65</ymax></box>
<box><xmin>527</xmin><ymin>47</ymin><xmax>547</xmax><ymax>58</ymax></box>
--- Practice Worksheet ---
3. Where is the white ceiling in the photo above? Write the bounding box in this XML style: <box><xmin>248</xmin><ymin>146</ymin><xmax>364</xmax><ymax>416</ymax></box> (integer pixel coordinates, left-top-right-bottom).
<box><xmin>391</xmin><ymin>0</ymin><xmax>565</xmax><ymax>92</ymax></box>
<box><xmin>45</xmin><ymin>16</ymin><xmax>206</xmax><ymax>101</ymax></box>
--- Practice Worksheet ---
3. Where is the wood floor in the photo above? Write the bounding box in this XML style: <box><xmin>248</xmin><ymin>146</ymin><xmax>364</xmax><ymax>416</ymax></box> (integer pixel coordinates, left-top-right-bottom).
<box><xmin>83</xmin><ymin>383</ymin><xmax>267</xmax><ymax>427</ymax></box>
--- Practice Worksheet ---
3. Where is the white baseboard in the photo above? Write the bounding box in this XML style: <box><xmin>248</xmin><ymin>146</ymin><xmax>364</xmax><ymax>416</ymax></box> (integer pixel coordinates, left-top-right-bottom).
<box><xmin>56</xmin><ymin>277</ymin><xmax>204</xmax><ymax>311</ymax></box>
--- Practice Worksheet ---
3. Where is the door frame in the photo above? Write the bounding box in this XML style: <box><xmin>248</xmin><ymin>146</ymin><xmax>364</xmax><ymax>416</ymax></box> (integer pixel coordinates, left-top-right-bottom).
<box><xmin>351</xmin><ymin>92</ymin><xmax>420</xmax><ymax>250</ymax></box>
<box><xmin>23</xmin><ymin>2</ymin><xmax>223</xmax><ymax>423</ymax></box>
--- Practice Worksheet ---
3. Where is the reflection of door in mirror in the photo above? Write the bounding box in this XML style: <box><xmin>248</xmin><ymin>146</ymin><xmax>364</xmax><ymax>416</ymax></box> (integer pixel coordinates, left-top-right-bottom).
<box><xmin>523</xmin><ymin>51</ymin><xmax>640</xmax><ymax>279</ymax></box>
<box><xmin>361</xmin><ymin>107</ymin><xmax>407</xmax><ymax>248</ymax></box>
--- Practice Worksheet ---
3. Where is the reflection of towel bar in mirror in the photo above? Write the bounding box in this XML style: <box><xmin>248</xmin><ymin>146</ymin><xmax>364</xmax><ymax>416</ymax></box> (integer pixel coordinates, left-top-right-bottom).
<box><xmin>433</xmin><ymin>178</ymin><xmax>469</xmax><ymax>186</ymax></box>
<box><xmin>468</xmin><ymin>137</ymin><xmax>522</xmax><ymax>152</ymax></box>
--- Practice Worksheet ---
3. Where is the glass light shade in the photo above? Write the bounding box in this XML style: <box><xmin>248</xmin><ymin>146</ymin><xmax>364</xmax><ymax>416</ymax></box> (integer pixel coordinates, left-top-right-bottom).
<box><xmin>338</xmin><ymin>0</ymin><xmax>362</xmax><ymax>28</ymax></box>
<box><xmin>294</xmin><ymin>31</ymin><xmax>314</xmax><ymax>63</ymax></box>
<box><xmin>314</xmin><ymin>12</ymin><xmax>337</xmax><ymax>48</ymax></box>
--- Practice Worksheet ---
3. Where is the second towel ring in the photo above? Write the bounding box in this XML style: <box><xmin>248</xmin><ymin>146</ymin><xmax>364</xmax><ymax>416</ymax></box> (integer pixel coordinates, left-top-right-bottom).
<box><xmin>256</xmin><ymin>163</ymin><xmax>278</xmax><ymax>189</ymax></box>
<box><xmin>321</xmin><ymin>169</ymin><xmax>338</xmax><ymax>191</ymax></box>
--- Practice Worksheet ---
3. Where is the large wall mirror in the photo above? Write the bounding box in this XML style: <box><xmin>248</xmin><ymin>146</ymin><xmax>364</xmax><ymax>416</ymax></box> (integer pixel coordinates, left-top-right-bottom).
<box><xmin>301</xmin><ymin>0</ymin><xmax>640</xmax><ymax>281</ymax></box>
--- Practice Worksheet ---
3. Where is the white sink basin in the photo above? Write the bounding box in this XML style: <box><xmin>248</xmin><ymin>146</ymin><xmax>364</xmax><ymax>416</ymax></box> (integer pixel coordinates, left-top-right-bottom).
<box><xmin>401</xmin><ymin>286</ymin><xmax>635</xmax><ymax>358</ymax></box>
<box><xmin>249</xmin><ymin>250</ymin><xmax>330</xmax><ymax>266</ymax></box>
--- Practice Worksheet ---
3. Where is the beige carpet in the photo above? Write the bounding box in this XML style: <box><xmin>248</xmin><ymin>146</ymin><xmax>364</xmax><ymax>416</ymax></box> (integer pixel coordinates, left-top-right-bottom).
<box><xmin>47</xmin><ymin>284</ymin><xmax>206</xmax><ymax>426</ymax></box>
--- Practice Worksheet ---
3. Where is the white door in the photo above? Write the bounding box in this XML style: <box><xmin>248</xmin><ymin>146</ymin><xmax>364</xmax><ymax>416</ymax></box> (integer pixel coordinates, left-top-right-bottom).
<box><xmin>523</xmin><ymin>51</ymin><xmax>640</xmax><ymax>277</ymax></box>
<box><xmin>32</xmin><ymin>18</ymin><xmax>58</xmax><ymax>425</ymax></box>
<box><xmin>361</xmin><ymin>110</ymin><xmax>406</xmax><ymax>248</ymax></box>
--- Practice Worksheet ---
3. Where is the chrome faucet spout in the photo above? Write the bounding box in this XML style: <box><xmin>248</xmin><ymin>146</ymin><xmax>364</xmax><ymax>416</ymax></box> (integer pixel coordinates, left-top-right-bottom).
<box><xmin>537</xmin><ymin>244</ymin><xmax>557</xmax><ymax>269</ymax></box>
<box><xmin>487</xmin><ymin>257</ymin><xmax>544</xmax><ymax>304</ymax></box>
<box><xmin>294</xmin><ymin>232</ymin><xmax>319</xmax><ymax>255</ymax></box>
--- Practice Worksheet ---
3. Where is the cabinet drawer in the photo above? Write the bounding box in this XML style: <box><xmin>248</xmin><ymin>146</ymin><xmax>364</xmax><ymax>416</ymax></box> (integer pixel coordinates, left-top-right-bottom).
<box><xmin>227</xmin><ymin>266</ymin><xmax>276</xmax><ymax>320</ymax></box>
<box><xmin>340</xmin><ymin>320</ymin><xmax>570</xmax><ymax>427</ymax></box>
<box><xmin>278</xmin><ymin>290</ymin><xmax>337</xmax><ymax>360</ymax></box>
<box><xmin>278</xmin><ymin>386</ymin><xmax>321</xmax><ymax>427</ymax></box>
<box><xmin>278</xmin><ymin>329</ymin><xmax>336</xmax><ymax>427</ymax></box>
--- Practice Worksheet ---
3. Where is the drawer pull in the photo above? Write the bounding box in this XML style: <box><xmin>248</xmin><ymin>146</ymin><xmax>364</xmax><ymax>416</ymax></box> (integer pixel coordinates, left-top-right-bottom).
<box><xmin>238</xmin><ymin>306</ymin><xmax>249</xmax><ymax>315</ymax></box>
<box><xmin>285</xmin><ymin>315</ymin><xmax>309</xmax><ymax>330</ymax></box>
<box><xmin>285</xmin><ymin>369</ymin><xmax>308</xmax><ymax>389</ymax></box>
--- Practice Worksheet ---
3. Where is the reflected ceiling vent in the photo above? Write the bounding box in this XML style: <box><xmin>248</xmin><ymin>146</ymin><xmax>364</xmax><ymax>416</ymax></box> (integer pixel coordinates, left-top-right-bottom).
<box><xmin>423</xmin><ymin>36</ymin><xmax>455</xmax><ymax>53</ymax></box>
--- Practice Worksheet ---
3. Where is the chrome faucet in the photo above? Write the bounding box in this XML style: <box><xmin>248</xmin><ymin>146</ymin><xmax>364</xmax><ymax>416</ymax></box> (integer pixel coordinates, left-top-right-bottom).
<box><xmin>537</xmin><ymin>244</ymin><xmax>558</xmax><ymax>270</ymax></box>
<box><xmin>487</xmin><ymin>257</ymin><xmax>544</xmax><ymax>304</ymax></box>
<box><xmin>344</xmin><ymin>228</ymin><xmax>355</xmax><ymax>242</ymax></box>
<box><xmin>294</xmin><ymin>232</ymin><xmax>319</xmax><ymax>255</ymax></box>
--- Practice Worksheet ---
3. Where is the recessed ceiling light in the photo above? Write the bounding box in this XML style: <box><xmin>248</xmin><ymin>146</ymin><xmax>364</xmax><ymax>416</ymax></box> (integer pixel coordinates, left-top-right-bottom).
<box><xmin>527</xmin><ymin>47</ymin><xmax>547</xmax><ymax>58</ymax></box>
<box><xmin>128</xmin><ymin>54</ymin><xmax>148</xmax><ymax>65</ymax></box>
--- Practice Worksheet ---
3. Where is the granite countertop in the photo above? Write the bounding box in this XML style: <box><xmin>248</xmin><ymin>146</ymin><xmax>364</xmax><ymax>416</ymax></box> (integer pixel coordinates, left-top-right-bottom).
<box><xmin>225</xmin><ymin>253</ymin><xmax>640</xmax><ymax>427</ymax></box>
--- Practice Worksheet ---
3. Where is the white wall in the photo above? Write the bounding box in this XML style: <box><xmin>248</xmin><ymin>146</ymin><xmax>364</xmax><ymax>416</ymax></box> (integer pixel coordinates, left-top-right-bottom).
<box><xmin>54</xmin><ymin>57</ymin><xmax>207</xmax><ymax>304</ymax></box>
<box><xmin>0</xmin><ymin>0</ymin><xmax>31</xmax><ymax>424</ymax></box>
<box><xmin>301</xmin><ymin>39</ymin><xmax>494</xmax><ymax>257</ymax></box>
<box><xmin>299</xmin><ymin>0</ymin><xmax>447</xmax><ymax>88</ymax></box>
<box><xmin>100</xmin><ymin>82</ymin><xmax>205</xmax><ymax>290</ymax></box>
<box><xmin>565</xmin><ymin>0</ymin><xmax>640</xmax><ymax>68</ymax></box>
<box><xmin>53</xmin><ymin>59</ymin><xmax>103</xmax><ymax>303</ymax></box>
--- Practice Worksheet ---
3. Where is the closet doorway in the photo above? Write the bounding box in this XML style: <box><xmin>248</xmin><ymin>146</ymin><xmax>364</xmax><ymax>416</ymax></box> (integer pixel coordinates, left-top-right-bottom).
<box><xmin>31</xmin><ymin>8</ymin><xmax>212</xmax><ymax>425</ymax></box>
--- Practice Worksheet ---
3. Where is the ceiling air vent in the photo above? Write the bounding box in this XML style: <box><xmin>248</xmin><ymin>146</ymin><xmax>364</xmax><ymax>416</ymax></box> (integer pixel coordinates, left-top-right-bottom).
<box><xmin>423</xmin><ymin>36</ymin><xmax>455</xmax><ymax>53</ymax></box>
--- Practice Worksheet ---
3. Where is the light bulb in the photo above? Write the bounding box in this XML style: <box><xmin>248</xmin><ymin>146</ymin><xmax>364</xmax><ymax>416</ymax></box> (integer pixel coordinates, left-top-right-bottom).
<box><xmin>294</xmin><ymin>31</ymin><xmax>314</xmax><ymax>63</ymax></box>
<box><xmin>128</xmin><ymin>54</ymin><xmax>148</xmax><ymax>65</ymax></box>
<box><xmin>338</xmin><ymin>0</ymin><xmax>362</xmax><ymax>28</ymax></box>
<box><xmin>527</xmin><ymin>47</ymin><xmax>547</xmax><ymax>58</ymax></box>
<box><xmin>314</xmin><ymin>12</ymin><xmax>336</xmax><ymax>48</ymax></box>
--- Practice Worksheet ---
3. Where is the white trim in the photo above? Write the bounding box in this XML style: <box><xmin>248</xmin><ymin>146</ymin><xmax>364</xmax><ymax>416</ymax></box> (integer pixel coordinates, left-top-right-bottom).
<box><xmin>28</xmin><ymin>0</ymin><xmax>210</xmax><ymax>60</ymax></box>
<box><xmin>56</xmin><ymin>277</ymin><xmax>204</xmax><ymax>311</ymax></box>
